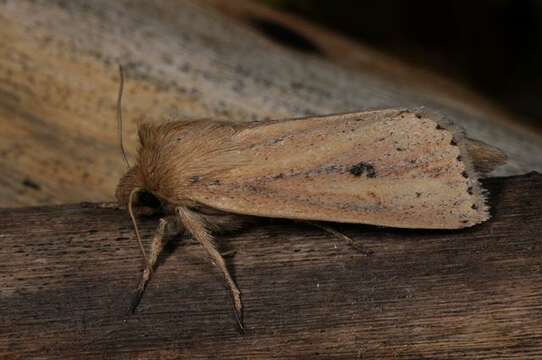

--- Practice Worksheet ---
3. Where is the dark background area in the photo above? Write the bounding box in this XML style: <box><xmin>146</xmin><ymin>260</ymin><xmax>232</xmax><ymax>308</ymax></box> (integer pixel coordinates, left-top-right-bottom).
<box><xmin>265</xmin><ymin>0</ymin><xmax>542</xmax><ymax>130</ymax></box>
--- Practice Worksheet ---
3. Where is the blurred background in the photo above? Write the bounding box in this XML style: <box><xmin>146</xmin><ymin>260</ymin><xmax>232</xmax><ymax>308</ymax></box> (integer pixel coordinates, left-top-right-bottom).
<box><xmin>264</xmin><ymin>0</ymin><xmax>542</xmax><ymax>131</ymax></box>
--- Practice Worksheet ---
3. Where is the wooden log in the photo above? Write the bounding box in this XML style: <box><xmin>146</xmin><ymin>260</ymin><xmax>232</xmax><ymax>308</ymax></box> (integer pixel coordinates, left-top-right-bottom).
<box><xmin>0</xmin><ymin>0</ymin><xmax>541</xmax><ymax>207</ymax></box>
<box><xmin>1</xmin><ymin>173</ymin><xmax>541</xmax><ymax>359</ymax></box>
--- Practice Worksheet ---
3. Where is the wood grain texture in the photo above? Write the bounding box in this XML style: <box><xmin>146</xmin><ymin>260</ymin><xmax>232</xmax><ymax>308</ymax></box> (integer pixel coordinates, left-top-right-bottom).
<box><xmin>0</xmin><ymin>0</ymin><xmax>541</xmax><ymax>208</ymax></box>
<box><xmin>1</xmin><ymin>173</ymin><xmax>541</xmax><ymax>359</ymax></box>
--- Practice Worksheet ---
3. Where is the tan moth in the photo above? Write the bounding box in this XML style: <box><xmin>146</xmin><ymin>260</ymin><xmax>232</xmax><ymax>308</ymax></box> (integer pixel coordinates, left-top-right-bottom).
<box><xmin>114</xmin><ymin>67</ymin><xmax>504</xmax><ymax>331</ymax></box>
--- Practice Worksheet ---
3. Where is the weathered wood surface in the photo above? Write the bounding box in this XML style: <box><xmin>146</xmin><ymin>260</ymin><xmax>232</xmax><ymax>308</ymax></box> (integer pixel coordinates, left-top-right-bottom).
<box><xmin>1</xmin><ymin>173</ymin><xmax>541</xmax><ymax>359</ymax></box>
<box><xmin>0</xmin><ymin>0</ymin><xmax>541</xmax><ymax>208</ymax></box>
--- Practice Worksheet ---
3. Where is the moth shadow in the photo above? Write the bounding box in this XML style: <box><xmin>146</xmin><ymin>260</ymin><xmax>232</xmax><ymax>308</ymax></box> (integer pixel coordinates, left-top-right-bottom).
<box><xmin>295</xmin><ymin>218</ymin><xmax>492</xmax><ymax>257</ymax></box>
<box><xmin>153</xmin><ymin>228</ymin><xmax>244</xmax><ymax>285</ymax></box>
<box><xmin>155</xmin><ymin>233</ymin><xmax>188</xmax><ymax>269</ymax></box>
<box><xmin>481</xmin><ymin>176</ymin><xmax>505</xmax><ymax>219</ymax></box>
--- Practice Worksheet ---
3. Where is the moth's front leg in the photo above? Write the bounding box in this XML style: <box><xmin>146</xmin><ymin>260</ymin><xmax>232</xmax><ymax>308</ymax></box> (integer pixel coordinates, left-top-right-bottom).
<box><xmin>130</xmin><ymin>216</ymin><xmax>181</xmax><ymax>313</ymax></box>
<box><xmin>176</xmin><ymin>206</ymin><xmax>244</xmax><ymax>332</ymax></box>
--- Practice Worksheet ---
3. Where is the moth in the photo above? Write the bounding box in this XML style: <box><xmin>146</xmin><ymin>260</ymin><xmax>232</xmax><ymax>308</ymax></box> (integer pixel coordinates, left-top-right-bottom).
<box><xmin>114</xmin><ymin>69</ymin><xmax>505</xmax><ymax>331</ymax></box>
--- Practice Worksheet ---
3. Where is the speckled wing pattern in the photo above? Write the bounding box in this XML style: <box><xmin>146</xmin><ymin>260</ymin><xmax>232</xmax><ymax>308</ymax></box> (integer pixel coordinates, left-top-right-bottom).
<box><xmin>188</xmin><ymin>109</ymin><xmax>489</xmax><ymax>229</ymax></box>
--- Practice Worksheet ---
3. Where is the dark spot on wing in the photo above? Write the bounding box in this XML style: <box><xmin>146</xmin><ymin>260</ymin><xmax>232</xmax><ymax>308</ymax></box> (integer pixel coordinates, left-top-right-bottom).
<box><xmin>22</xmin><ymin>178</ymin><xmax>41</xmax><ymax>190</ymax></box>
<box><xmin>286</xmin><ymin>164</ymin><xmax>345</xmax><ymax>179</ymax></box>
<box><xmin>322</xmin><ymin>164</ymin><xmax>340</xmax><ymax>173</ymax></box>
<box><xmin>190</xmin><ymin>176</ymin><xmax>200</xmax><ymax>183</ymax></box>
<box><xmin>350</xmin><ymin>162</ymin><xmax>376</xmax><ymax>178</ymax></box>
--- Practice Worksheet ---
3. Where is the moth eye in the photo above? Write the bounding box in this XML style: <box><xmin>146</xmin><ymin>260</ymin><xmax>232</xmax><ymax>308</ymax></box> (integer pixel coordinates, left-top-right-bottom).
<box><xmin>138</xmin><ymin>191</ymin><xmax>161</xmax><ymax>209</ymax></box>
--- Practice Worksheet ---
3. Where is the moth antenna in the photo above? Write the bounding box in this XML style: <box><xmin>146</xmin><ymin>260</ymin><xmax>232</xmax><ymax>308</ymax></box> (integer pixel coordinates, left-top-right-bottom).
<box><xmin>128</xmin><ymin>187</ymin><xmax>150</xmax><ymax>268</ymax></box>
<box><xmin>117</xmin><ymin>64</ymin><xmax>130</xmax><ymax>169</ymax></box>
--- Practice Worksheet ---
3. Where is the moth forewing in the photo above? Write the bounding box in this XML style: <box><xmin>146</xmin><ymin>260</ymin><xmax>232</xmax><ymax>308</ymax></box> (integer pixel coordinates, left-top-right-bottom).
<box><xmin>180</xmin><ymin>109</ymin><xmax>489</xmax><ymax>229</ymax></box>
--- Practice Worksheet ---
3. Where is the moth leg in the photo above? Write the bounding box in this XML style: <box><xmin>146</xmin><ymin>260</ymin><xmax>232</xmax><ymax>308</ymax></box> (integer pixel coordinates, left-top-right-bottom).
<box><xmin>176</xmin><ymin>207</ymin><xmax>244</xmax><ymax>332</ymax></box>
<box><xmin>130</xmin><ymin>217</ymin><xmax>172</xmax><ymax>313</ymax></box>
<box><xmin>306</xmin><ymin>221</ymin><xmax>373</xmax><ymax>256</ymax></box>
<box><xmin>220</xmin><ymin>249</ymin><xmax>237</xmax><ymax>257</ymax></box>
